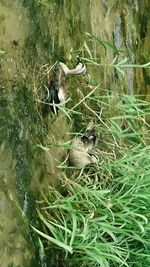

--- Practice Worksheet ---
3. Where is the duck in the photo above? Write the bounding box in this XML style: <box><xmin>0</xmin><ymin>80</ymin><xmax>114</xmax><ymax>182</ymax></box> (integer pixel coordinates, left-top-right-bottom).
<box><xmin>69</xmin><ymin>122</ymin><xmax>99</xmax><ymax>168</ymax></box>
<box><xmin>44</xmin><ymin>60</ymin><xmax>86</xmax><ymax>115</ymax></box>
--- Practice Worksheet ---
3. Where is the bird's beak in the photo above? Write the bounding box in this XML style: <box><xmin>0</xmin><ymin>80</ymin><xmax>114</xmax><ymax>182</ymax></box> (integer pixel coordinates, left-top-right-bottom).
<box><xmin>59</xmin><ymin>62</ymin><xmax>86</xmax><ymax>76</ymax></box>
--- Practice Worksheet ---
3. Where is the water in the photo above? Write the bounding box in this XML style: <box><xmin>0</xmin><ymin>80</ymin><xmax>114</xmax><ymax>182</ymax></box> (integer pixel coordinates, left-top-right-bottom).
<box><xmin>0</xmin><ymin>0</ymin><xmax>149</xmax><ymax>266</ymax></box>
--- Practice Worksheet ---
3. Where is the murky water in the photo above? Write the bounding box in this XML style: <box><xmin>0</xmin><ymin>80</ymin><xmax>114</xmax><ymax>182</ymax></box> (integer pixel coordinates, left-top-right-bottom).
<box><xmin>0</xmin><ymin>0</ymin><xmax>149</xmax><ymax>266</ymax></box>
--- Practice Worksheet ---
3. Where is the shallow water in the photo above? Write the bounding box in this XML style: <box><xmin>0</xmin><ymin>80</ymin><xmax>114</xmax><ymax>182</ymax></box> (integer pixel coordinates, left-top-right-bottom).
<box><xmin>0</xmin><ymin>0</ymin><xmax>150</xmax><ymax>266</ymax></box>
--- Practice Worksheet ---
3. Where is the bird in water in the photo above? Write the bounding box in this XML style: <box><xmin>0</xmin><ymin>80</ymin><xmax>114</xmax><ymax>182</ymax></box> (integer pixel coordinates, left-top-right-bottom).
<box><xmin>69</xmin><ymin>122</ymin><xmax>100</xmax><ymax>168</ymax></box>
<box><xmin>44</xmin><ymin>59</ymin><xmax>86</xmax><ymax>115</ymax></box>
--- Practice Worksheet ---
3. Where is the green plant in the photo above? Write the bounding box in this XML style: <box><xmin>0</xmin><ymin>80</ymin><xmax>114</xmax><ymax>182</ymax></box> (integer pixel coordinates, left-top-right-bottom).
<box><xmin>32</xmin><ymin>92</ymin><xmax>150</xmax><ymax>267</ymax></box>
<box><xmin>32</xmin><ymin>33</ymin><xmax>150</xmax><ymax>266</ymax></box>
<box><xmin>81</xmin><ymin>32</ymin><xmax>150</xmax><ymax>76</ymax></box>
<box><xmin>0</xmin><ymin>49</ymin><xmax>5</xmax><ymax>55</ymax></box>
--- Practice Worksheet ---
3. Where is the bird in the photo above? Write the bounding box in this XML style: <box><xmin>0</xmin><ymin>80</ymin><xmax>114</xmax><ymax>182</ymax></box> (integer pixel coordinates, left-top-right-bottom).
<box><xmin>44</xmin><ymin>60</ymin><xmax>86</xmax><ymax>115</ymax></box>
<box><xmin>69</xmin><ymin>122</ymin><xmax>99</xmax><ymax>168</ymax></box>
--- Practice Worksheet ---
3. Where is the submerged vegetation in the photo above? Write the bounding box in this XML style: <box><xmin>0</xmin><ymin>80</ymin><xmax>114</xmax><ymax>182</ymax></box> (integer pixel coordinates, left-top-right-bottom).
<box><xmin>32</xmin><ymin>35</ymin><xmax>150</xmax><ymax>266</ymax></box>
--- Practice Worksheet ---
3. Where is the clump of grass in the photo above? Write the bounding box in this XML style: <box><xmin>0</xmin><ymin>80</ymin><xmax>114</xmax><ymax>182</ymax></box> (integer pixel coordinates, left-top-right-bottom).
<box><xmin>33</xmin><ymin>147</ymin><xmax>150</xmax><ymax>266</ymax></box>
<box><xmin>32</xmin><ymin>33</ymin><xmax>150</xmax><ymax>266</ymax></box>
<box><xmin>32</xmin><ymin>92</ymin><xmax>150</xmax><ymax>267</ymax></box>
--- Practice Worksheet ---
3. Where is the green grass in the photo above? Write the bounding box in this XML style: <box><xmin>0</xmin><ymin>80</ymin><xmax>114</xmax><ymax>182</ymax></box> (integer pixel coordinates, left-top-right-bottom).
<box><xmin>33</xmin><ymin>92</ymin><xmax>150</xmax><ymax>267</ymax></box>
<box><xmin>33</xmin><ymin>35</ymin><xmax>150</xmax><ymax>266</ymax></box>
